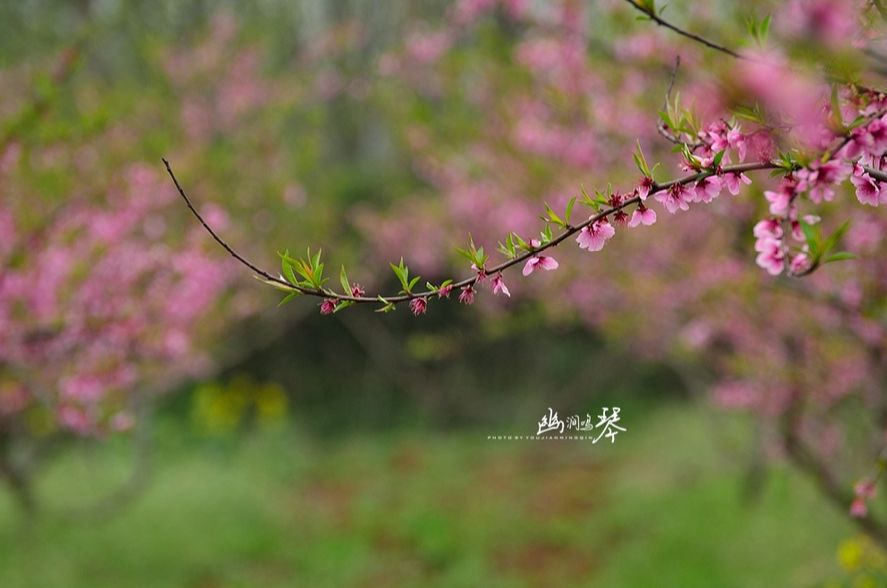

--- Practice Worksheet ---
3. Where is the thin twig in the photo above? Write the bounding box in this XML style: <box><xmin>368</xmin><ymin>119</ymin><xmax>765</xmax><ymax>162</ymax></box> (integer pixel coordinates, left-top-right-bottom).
<box><xmin>622</xmin><ymin>0</ymin><xmax>743</xmax><ymax>59</ymax></box>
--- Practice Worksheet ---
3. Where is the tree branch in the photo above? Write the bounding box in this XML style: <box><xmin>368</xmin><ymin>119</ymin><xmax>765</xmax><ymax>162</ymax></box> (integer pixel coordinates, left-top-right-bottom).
<box><xmin>165</xmin><ymin>158</ymin><xmax>778</xmax><ymax>306</ymax></box>
<box><xmin>621</xmin><ymin>0</ymin><xmax>743</xmax><ymax>59</ymax></box>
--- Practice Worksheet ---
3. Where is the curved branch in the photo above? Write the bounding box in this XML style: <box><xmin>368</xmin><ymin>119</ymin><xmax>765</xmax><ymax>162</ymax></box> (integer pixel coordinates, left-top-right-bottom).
<box><xmin>165</xmin><ymin>159</ymin><xmax>778</xmax><ymax>306</ymax></box>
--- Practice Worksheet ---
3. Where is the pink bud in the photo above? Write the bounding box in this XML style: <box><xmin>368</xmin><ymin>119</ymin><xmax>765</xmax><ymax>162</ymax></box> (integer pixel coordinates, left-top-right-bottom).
<box><xmin>409</xmin><ymin>297</ymin><xmax>428</xmax><ymax>316</ymax></box>
<box><xmin>458</xmin><ymin>285</ymin><xmax>475</xmax><ymax>305</ymax></box>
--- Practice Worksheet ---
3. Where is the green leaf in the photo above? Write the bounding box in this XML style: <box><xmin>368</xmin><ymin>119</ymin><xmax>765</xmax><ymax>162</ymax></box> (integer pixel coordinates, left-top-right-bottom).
<box><xmin>829</xmin><ymin>84</ymin><xmax>844</xmax><ymax>133</ymax></box>
<box><xmin>799</xmin><ymin>221</ymin><xmax>821</xmax><ymax>257</ymax></box>
<box><xmin>390</xmin><ymin>259</ymin><xmax>408</xmax><ymax>289</ymax></box>
<box><xmin>760</xmin><ymin>15</ymin><xmax>772</xmax><ymax>40</ymax></box>
<box><xmin>334</xmin><ymin>300</ymin><xmax>354</xmax><ymax>313</ymax></box>
<box><xmin>281</xmin><ymin>255</ymin><xmax>297</xmax><ymax>285</ymax></box>
<box><xmin>821</xmin><ymin>220</ymin><xmax>850</xmax><ymax>255</ymax></box>
<box><xmin>512</xmin><ymin>232</ymin><xmax>528</xmax><ymax>250</ymax></box>
<box><xmin>278</xmin><ymin>291</ymin><xmax>299</xmax><ymax>307</ymax></box>
<box><xmin>633</xmin><ymin>140</ymin><xmax>653</xmax><ymax>178</ymax></box>
<box><xmin>733</xmin><ymin>103</ymin><xmax>765</xmax><ymax>124</ymax></box>
<box><xmin>375</xmin><ymin>296</ymin><xmax>396</xmax><ymax>314</ymax></box>
<box><xmin>565</xmin><ymin>197</ymin><xmax>577</xmax><ymax>225</ymax></box>
<box><xmin>824</xmin><ymin>252</ymin><xmax>857</xmax><ymax>263</ymax></box>
<box><xmin>541</xmin><ymin>224</ymin><xmax>553</xmax><ymax>243</ymax></box>
<box><xmin>456</xmin><ymin>234</ymin><xmax>487</xmax><ymax>267</ymax></box>
<box><xmin>256</xmin><ymin>275</ymin><xmax>300</xmax><ymax>293</ymax></box>
<box><xmin>339</xmin><ymin>265</ymin><xmax>351</xmax><ymax>295</ymax></box>
<box><xmin>545</xmin><ymin>203</ymin><xmax>564</xmax><ymax>227</ymax></box>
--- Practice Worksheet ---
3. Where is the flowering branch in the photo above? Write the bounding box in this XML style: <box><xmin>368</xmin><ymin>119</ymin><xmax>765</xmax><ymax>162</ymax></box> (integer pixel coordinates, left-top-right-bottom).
<box><xmin>165</xmin><ymin>157</ymin><xmax>780</xmax><ymax>310</ymax></box>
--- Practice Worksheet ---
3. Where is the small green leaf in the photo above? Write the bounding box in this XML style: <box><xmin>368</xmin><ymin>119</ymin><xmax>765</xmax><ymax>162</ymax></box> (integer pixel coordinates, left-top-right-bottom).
<box><xmin>375</xmin><ymin>296</ymin><xmax>396</xmax><ymax>313</ymax></box>
<box><xmin>821</xmin><ymin>220</ymin><xmax>850</xmax><ymax>255</ymax></box>
<box><xmin>278</xmin><ymin>291</ymin><xmax>299</xmax><ymax>307</ymax></box>
<box><xmin>545</xmin><ymin>203</ymin><xmax>564</xmax><ymax>227</ymax></box>
<box><xmin>541</xmin><ymin>224</ymin><xmax>553</xmax><ymax>243</ymax></box>
<box><xmin>281</xmin><ymin>255</ymin><xmax>297</xmax><ymax>285</ymax></box>
<box><xmin>257</xmin><ymin>275</ymin><xmax>300</xmax><ymax>292</ymax></box>
<box><xmin>565</xmin><ymin>197</ymin><xmax>577</xmax><ymax>225</ymax></box>
<box><xmin>334</xmin><ymin>300</ymin><xmax>354</xmax><ymax>313</ymax></box>
<box><xmin>799</xmin><ymin>221</ymin><xmax>821</xmax><ymax>257</ymax></box>
<box><xmin>512</xmin><ymin>232</ymin><xmax>528</xmax><ymax>250</ymax></box>
<box><xmin>824</xmin><ymin>252</ymin><xmax>857</xmax><ymax>263</ymax></box>
<box><xmin>340</xmin><ymin>265</ymin><xmax>351</xmax><ymax>294</ymax></box>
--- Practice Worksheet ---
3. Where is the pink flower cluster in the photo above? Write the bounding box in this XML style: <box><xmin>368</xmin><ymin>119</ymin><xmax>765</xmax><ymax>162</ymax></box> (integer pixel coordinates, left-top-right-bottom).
<box><xmin>753</xmin><ymin>218</ymin><xmax>786</xmax><ymax>276</ymax></box>
<box><xmin>851</xmin><ymin>479</ymin><xmax>877</xmax><ymax>518</ymax></box>
<box><xmin>0</xmin><ymin>163</ymin><xmax>232</xmax><ymax>434</ymax></box>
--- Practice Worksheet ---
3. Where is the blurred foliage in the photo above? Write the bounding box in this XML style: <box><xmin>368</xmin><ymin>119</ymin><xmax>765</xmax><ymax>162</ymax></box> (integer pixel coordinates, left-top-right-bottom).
<box><xmin>0</xmin><ymin>403</ymin><xmax>860</xmax><ymax>587</ymax></box>
<box><xmin>830</xmin><ymin>536</ymin><xmax>887</xmax><ymax>588</ymax></box>
<box><xmin>191</xmin><ymin>374</ymin><xmax>288</xmax><ymax>435</ymax></box>
<box><xmin>1</xmin><ymin>1</ymin><xmax>885</xmax><ymax>585</ymax></box>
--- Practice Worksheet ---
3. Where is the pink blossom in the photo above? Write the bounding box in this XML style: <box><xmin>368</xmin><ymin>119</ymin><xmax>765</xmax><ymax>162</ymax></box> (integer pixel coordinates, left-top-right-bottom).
<box><xmin>789</xmin><ymin>252</ymin><xmax>810</xmax><ymax>274</ymax></box>
<box><xmin>727</xmin><ymin>127</ymin><xmax>748</xmax><ymax>161</ymax></box>
<box><xmin>458</xmin><ymin>285</ymin><xmax>475</xmax><ymax>304</ymax></box>
<box><xmin>522</xmin><ymin>239</ymin><xmax>559</xmax><ymax>276</ymax></box>
<box><xmin>320</xmin><ymin>299</ymin><xmax>336</xmax><ymax>315</ymax></box>
<box><xmin>628</xmin><ymin>204</ymin><xmax>656</xmax><ymax>227</ymax></box>
<box><xmin>764</xmin><ymin>180</ymin><xmax>796</xmax><ymax>215</ymax></box>
<box><xmin>850</xmin><ymin>497</ymin><xmax>868</xmax><ymax>518</ymax></box>
<box><xmin>755</xmin><ymin>237</ymin><xmax>785</xmax><ymax>275</ymax></box>
<box><xmin>781</xmin><ymin>0</ymin><xmax>860</xmax><ymax>48</ymax></box>
<box><xmin>701</xmin><ymin>121</ymin><xmax>747</xmax><ymax>162</ymax></box>
<box><xmin>522</xmin><ymin>254</ymin><xmax>559</xmax><ymax>276</ymax></box>
<box><xmin>722</xmin><ymin>172</ymin><xmax>752</xmax><ymax>195</ymax></box>
<box><xmin>59</xmin><ymin>406</ymin><xmax>93</xmax><ymax>435</ymax></box>
<box><xmin>491</xmin><ymin>272</ymin><xmax>511</xmax><ymax>297</ymax></box>
<box><xmin>851</xmin><ymin>166</ymin><xmax>885</xmax><ymax>206</ymax></box>
<box><xmin>636</xmin><ymin>176</ymin><xmax>654</xmax><ymax>201</ymax></box>
<box><xmin>753</xmin><ymin>218</ymin><xmax>783</xmax><ymax>240</ymax></box>
<box><xmin>409</xmin><ymin>297</ymin><xmax>428</xmax><ymax>316</ymax></box>
<box><xmin>867</xmin><ymin>118</ymin><xmax>887</xmax><ymax>154</ymax></box>
<box><xmin>855</xmin><ymin>480</ymin><xmax>877</xmax><ymax>500</ymax></box>
<box><xmin>693</xmin><ymin>175</ymin><xmax>722</xmax><ymax>203</ymax></box>
<box><xmin>351</xmin><ymin>283</ymin><xmax>366</xmax><ymax>297</ymax></box>
<box><xmin>406</xmin><ymin>30</ymin><xmax>452</xmax><ymax>65</ymax></box>
<box><xmin>796</xmin><ymin>160</ymin><xmax>851</xmax><ymax>203</ymax></box>
<box><xmin>656</xmin><ymin>183</ymin><xmax>691</xmax><ymax>214</ymax></box>
<box><xmin>576</xmin><ymin>218</ymin><xmax>616</xmax><ymax>251</ymax></box>
<box><xmin>438</xmin><ymin>283</ymin><xmax>454</xmax><ymax>298</ymax></box>
<box><xmin>842</xmin><ymin>125</ymin><xmax>875</xmax><ymax>160</ymax></box>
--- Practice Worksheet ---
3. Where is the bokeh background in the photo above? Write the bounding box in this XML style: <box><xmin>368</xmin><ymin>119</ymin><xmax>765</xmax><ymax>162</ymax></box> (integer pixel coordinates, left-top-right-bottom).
<box><xmin>1</xmin><ymin>1</ymin><xmax>884</xmax><ymax>586</ymax></box>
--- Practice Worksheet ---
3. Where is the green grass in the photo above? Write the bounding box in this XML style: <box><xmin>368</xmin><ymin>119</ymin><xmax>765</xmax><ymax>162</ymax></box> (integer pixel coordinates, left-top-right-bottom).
<box><xmin>0</xmin><ymin>403</ymin><xmax>860</xmax><ymax>587</ymax></box>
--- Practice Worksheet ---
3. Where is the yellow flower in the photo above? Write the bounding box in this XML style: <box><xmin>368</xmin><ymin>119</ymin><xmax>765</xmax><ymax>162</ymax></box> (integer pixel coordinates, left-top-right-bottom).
<box><xmin>839</xmin><ymin>537</ymin><xmax>864</xmax><ymax>571</ymax></box>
